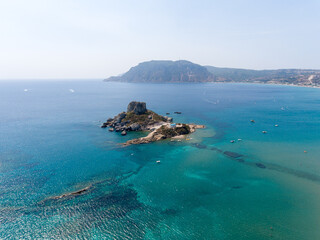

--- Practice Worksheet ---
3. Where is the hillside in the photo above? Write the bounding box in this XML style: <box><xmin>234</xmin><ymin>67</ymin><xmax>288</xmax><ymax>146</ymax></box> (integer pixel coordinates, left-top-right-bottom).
<box><xmin>206</xmin><ymin>66</ymin><xmax>320</xmax><ymax>86</ymax></box>
<box><xmin>104</xmin><ymin>60</ymin><xmax>215</xmax><ymax>83</ymax></box>
<box><xmin>104</xmin><ymin>60</ymin><xmax>320</xmax><ymax>87</ymax></box>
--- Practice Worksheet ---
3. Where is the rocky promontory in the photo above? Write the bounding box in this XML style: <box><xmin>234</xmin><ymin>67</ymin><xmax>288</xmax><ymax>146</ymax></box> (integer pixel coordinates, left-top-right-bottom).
<box><xmin>101</xmin><ymin>101</ymin><xmax>204</xmax><ymax>146</ymax></box>
<box><xmin>104</xmin><ymin>60</ymin><xmax>320</xmax><ymax>87</ymax></box>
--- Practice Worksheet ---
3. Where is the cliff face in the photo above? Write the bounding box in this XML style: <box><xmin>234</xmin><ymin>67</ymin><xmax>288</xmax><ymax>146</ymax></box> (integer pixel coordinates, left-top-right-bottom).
<box><xmin>101</xmin><ymin>101</ymin><xmax>170</xmax><ymax>132</ymax></box>
<box><xmin>127</xmin><ymin>101</ymin><xmax>147</xmax><ymax>115</ymax></box>
<box><xmin>104</xmin><ymin>60</ymin><xmax>215</xmax><ymax>83</ymax></box>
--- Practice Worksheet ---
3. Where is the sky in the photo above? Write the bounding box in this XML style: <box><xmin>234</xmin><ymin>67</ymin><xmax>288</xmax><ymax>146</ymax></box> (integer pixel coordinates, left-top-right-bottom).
<box><xmin>0</xmin><ymin>0</ymin><xmax>320</xmax><ymax>79</ymax></box>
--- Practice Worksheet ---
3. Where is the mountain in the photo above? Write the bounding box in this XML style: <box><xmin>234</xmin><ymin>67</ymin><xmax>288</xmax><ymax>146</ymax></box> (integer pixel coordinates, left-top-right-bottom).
<box><xmin>104</xmin><ymin>60</ymin><xmax>215</xmax><ymax>83</ymax></box>
<box><xmin>104</xmin><ymin>60</ymin><xmax>320</xmax><ymax>87</ymax></box>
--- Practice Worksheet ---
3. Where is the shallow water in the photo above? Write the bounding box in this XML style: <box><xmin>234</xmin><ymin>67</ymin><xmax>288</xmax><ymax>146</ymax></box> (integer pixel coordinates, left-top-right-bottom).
<box><xmin>1</xmin><ymin>81</ymin><xmax>320</xmax><ymax>239</ymax></box>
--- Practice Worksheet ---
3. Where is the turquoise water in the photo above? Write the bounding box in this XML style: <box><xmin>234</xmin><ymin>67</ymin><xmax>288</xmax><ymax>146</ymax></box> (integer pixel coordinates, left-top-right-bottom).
<box><xmin>1</xmin><ymin>81</ymin><xmax>320</xmax><ymax>239</ymax></box>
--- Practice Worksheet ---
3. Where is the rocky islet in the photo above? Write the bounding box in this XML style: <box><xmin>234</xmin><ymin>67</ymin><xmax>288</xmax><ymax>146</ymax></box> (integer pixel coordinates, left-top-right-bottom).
<box><xmin>101</xmin><ymin>101</ymin><xmax>204</xmax><ymax>145</ymax></box>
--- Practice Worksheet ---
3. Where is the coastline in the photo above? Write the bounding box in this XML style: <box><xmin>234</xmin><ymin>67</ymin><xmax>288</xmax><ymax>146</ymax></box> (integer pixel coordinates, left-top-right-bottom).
<box><xmin>210</xmin><ymin>81</ymin><xmax>320</xmax><ymax>89</ymax></box>
<box><xmin>104</xmin><ymin>80</ymin><xmax>320</xmax><ymax>89</ymax></box>
<box><xmin>122</xmin><ymin>123</ymin><xmax>205</xmax><ymax>146</ymax></box>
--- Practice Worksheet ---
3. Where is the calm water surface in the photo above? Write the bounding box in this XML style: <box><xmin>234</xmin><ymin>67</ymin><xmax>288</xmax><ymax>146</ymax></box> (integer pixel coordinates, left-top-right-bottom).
<box><xmin>1</xmin><ymin>81</ymin><xmax>320</xmax><ymax>239</ymax></box>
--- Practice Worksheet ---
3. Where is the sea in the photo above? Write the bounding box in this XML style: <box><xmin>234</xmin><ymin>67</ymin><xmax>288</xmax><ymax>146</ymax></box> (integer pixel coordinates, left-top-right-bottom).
<box><xmin>1</xmin><ymin>80</ymin><xmax>320</xmax><ymax>240</ymax></box>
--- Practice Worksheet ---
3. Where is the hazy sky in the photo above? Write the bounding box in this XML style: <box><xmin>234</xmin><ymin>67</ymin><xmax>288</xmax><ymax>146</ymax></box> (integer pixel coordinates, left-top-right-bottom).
<box><xmin>0</xmin><ymin>0</ymin><xmax>320</xmax><ymax>79</ymax></box>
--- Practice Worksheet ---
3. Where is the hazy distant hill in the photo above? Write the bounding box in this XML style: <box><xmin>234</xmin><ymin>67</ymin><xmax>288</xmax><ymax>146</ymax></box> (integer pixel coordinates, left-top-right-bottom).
<box><xmin>104</xmin><ymin>60</ymin><xmax>320</xmax><ymax>87</ymax></box>
<box><xmin>206</xmin><ymin>66</ymin><xmax>320</xmax><ymax>86</ymax></box>
<box><xmin>105</xmin><ymin>60</ymin><xmax>215</xmax><ymax>83</ymax></box>
<box><xmin>205</xmin><ymin>66</ymin><xmax>274</xmax><ymax>81</ymax></box>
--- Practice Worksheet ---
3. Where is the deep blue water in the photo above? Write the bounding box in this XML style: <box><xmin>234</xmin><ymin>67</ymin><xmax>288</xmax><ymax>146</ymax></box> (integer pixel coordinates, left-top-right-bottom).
<box><xmin>1</xmin><ymin>81</ymin><xmax>320</xmax><ymax>239</ymax></box>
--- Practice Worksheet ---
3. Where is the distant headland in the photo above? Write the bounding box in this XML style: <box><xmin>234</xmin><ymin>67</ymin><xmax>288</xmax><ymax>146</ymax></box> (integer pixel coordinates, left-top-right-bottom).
<box><xmin>101</xmin><ymin>101</ymin><xmax>204</xmax><ymax>146</ymax></box>
<box><xmin>104</xmin><ymin>60</ymin><xmax>320</xmax><ymax>88</ymax></box>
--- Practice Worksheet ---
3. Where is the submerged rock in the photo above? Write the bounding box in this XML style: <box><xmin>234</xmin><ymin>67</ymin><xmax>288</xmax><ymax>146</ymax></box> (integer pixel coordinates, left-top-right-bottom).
<box><xmin>50</xmin><ymin>185</ymin><xmax>91</xmax><ymax>200</ymax></box>
<box><xmin>191</xmin><ymin>143</ymin><xmax>207</xmax><ymax>149</ymax></box>
<box><xmin>161</xmin><ymin>208</ymin><xmax>179</xmax><ymax>215</ymax></box>
<box><xmin>224</xmin><ymin>151</ymin><xmax>243</xmax><ymax>158</ymax></box>
<box><xmin>256</xmin><ymin>163</ymin><xmax>266</xmax><ymax>169</ymax></box>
